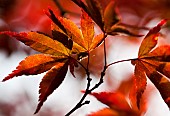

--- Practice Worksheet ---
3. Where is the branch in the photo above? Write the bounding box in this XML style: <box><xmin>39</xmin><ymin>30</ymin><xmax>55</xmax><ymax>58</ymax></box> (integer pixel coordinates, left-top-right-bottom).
<box><xmin>107</xmin><ymin>58</ymin><xmax>137</xmax><ymax>68</ymax></box>
<box><xmin>65</xmin><ymin>32</ymin><xmax>109</xmax><ymax>115</ymax></box>
<box><xmin>65</xmin><ymin>53</ymin><xmax>91</xmax><ymax>116</ymax></box>
<box><xmin>65</xmin><ymin>31</ymin><xmax>108</xmax><ymax>115</ymax></box>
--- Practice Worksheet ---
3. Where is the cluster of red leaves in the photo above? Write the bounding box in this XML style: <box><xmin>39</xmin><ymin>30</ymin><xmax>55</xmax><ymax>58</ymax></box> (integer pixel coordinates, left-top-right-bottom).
<box><xmin>1</xmin><ymin>0</ymin><xmax>170</xmax><ymax>115</ymax></box>
<box><xmin>85</xmin><ymin>19</ymin><xmax>170</xmax><ymax>116</ymax></box>
<box><xmin>0</xmin><ymin>7</ymin><xmax>105</xmax><ymax>113</ymax></box>
<box><xmin>0</xmin><ymin>0</ymin><xmax>77</xmax><ymax>55</ymax></box>
<box><xmin>72</xmin><ymin>0</ymin><xmax>142</xmax><ymax>37</ymax></box>
<box><xmin>85</xmin><ymin>75</ymin><xmax>147</xmax><ymax>116</ymax></box>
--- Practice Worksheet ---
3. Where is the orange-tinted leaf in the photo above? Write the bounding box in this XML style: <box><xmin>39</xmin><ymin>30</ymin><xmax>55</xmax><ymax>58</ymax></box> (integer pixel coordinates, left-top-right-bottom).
<box><xmin>34</xmin><ymin>61</ymin><xmax>68</xmax><ymax>114</ymax></box>
<box><xmin>88</xmin><ymin>108</ymin><xmax>117</xmax><ymax>116</ymax></box>
<box><xmin>145</xmin><ymin>45</ymin><xmax>170</xmax><ymax>80</ymax></box>
<box><xmin>57</xmin><ymin>17</ymin><xmax>85</xmax><ymax>49</ymax></box>
<box><xmin>0</xmin><ymin>31</ymin><xmax>70</xmax><ymax>56</ymax></box>
<box><xmin>138</xmin><ymin>19</ymin><xmax>167</xmax><ymax>57</ymax></box>
<box><xmin>50</xmin><ymin>10</ymin><xmax>104</xmax><ymax>53</ymax></box>
<box><xmin>131</xmin><ymin>20</ymin><xmax>168</xmax><ymax>109</ymax></box>
<box><xmin>85</xmin><ymin>0</ymin><xmax>104</xmax><ymax>30</ymax></box>
<box><xmin>46</xmin><ymin>8</ymin><xmax>67</xmax><ymax>34</ymax></box>
<box><xmin>104</xmin><ymin>1</ymin><xmax>120</xmax><ymax>33</ymax></box>
<box><xmin>2</xmin><ymin>54</ymin><xmax>66</xmax><ymax>81</ymax></box>
<box><xmin>81</xmin><ymin>10</ymin><xmax>94</xmax><ymax>50</ymax></box>
<box><xmin>132</xmin><ymin>45</ymin><xmax>170</xmax><ymax>109</ymax></box>
<box><xmin>90</xmin><ymin>92</ymin><xmax>131</xmax><ymax>111</ymax></box>
<box><xmin>89</xmin><ymin>33</ymin><xmax>104</xmax><ymax>50</ymax></box>
<box><xmin>147</xmin><ymin>71</ymin><xmax>170</xmax><ymax>108</ymax></box>
<box><xmin>139</xmin><ymin>61</ymin><xmax>170</xmax><ymax>108</ymax></box>
<box><xmin>131</xmin><ymin>62</ymin><xmax>147</xmax><ymax>109</ymax></box>
<box><xmin>51</xmin><ymin>22</ymin><xmax>85</xmax><ymax>53</ymax></box>
<box><xmin>147</xmin><ymin>45</ymin><xmax>170</xmax><ymax>62</ymax></box>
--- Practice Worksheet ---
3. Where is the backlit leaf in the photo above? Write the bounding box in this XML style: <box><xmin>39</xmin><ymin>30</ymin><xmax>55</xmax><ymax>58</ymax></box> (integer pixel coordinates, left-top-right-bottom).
<box><xmin>80</xmin><ymin>11</ymin><xmax>104</xmax><ymax>51</ymax></box>
<box><xmin>50</xmin><ymin>10</ymin><xmax>104</xmax><ymax>53</ymax></box>
<box><xmin>2</xmin><ymin>54</ymin><xmax>66</xmax><ymax>81</ymax></box>
<box><xmin>89</xmin><ymin>33</ymin><xmax>104</xmax><ymax>50</ymax></box>
<box><xmin>34</xmin><ymin>61</ymin><xmax>68</xmax><ymax>114</ymax></box>
<box><xmin>51</xmin><ymin>22</ymin><xmax>85</xmax><ymax>53</ymax></box>
<box><xmin>147</xmin><ymin>71</ymin><xmax>170</xmax><ymax>108</ymax></box>
<box><xmin>89</xmin><ymin>91</ymin><xmax>141</xmax><ymax>116</ymax></box>
<box><xmin>132</xmin><ymin>62</ymin><xmax>147</xmax><ymax>109</ymax></box>
<box><xmin>85</xmin><ymin>0</ymin><xmax>104</xmax><ymax>30</ymax></box>
<box><xmin>51</xmin><ymin>13</ymin><xmax>85</xmax><ymax>48</ymax></box>
<box><xmin>131</xmin><ymin>19</ymin><xmax>170</xmax><ymax>109</ymax></box>
<box><xmin>45</xmin><ymin>8</ymin><xmax>67</xmax><ymax>34</ymax></box>
<box><xmin>138</xmin><ymin>19</ymin><xmax>167</xmax><ymax>57</ymax></box>
<box><xmin>138</xmin><ymin>60</ymin><xmax>170</xmax><ymax>108</ymax></box>
<box><xmin>104</xmin><ymin>1</ymin><xmax>120</xmax><ymax>33</ymax></box>
<box><xmin>88</xmin><ymin>108</ymin><xmax>118</xmax><ymax>116</ymax></box>
<box><xmin>81</xmin><ymin>10</ymin><xmax>94</xmax><ymax>50</ymax></box>
<box><xmin>147</xmin><ymin>45</ymin><xmax>170</xmax><ymax>62</ymax></box>
<box><xmin>0</xmin><ymin>31</ymin><xmax>70</xmax><ymax>56</ymax></box>
<box><xmin>146</xmin><ymin>45</ymin><xmax>170</xmax><ymax>79</ymax></box>
<box><xmin>57</xmin><ymin>17</ymin><xmax>86</xmax><ymax>49</ymax></box>
<box><xmin>90</xmin><ymin>92</ymin><xmax>131</xmax><ymax>111</ymax></box>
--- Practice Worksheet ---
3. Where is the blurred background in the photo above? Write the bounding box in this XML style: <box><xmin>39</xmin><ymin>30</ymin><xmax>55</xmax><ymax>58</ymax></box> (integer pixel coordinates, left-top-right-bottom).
<box><xmin>0</xmin><ymin>0</ymin><xmax>170</xmax><ymax>116</ymax></box>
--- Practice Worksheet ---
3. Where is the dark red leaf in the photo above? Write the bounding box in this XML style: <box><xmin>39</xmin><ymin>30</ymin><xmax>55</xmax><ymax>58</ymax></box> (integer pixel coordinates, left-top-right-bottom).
<box><xmin>45</xmin><ymin>8</ymin><xmax>67</xmax><ymax>34</ymax></box>
<box><xmin>148</xmin><ymin>71</ymin><xmax>170</xmax><ymax>108</ymax></box>
<box><xmin>2</xmin><ymin>54</ymin><xmax>66</xmax><ymax>82</ymax></box>
<box><xmin>85</xmin><ymin>0</ymin><xmax>104</xmax><ymax>30</ymax></box>
<box><xmin>52</xmin><ymin>30</ymin><xmax>73</xmax><ymax>50</ymax></box>
<box><xmin>90</xmin><ymin>92</ymin><xmax>131</xmax><ymax>111</ymax></box>
<box><xmin>138</xmin><ymin>19</ymin><xmax>167</xmax><ymax>57</ymax></box>
<box><xmin>34</xmin><ymin>61</ymin><xmax>68</xmax><ymax>114</ymax></box>
<box><xmin>69</xmin><ymin>58</ymin><xmax>78</xmax><ymax>78</ymax></box>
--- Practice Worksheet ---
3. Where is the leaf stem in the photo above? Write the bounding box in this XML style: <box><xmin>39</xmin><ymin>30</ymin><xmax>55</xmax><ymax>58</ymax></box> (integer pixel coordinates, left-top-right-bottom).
<box><xmin>66</xmin><ymin>33</ymin><xmax>109</xmax><ymax>116</ymax></box>
<box><xmin>107</xmin><ymin>58</ymin><xmax>138</xmax><ymax>68</ymax></box>
<box><xmin>65</xmin><ymin>53</ymin><xmax>91</xmax><ymax>116</ymax></box>
<box><xmin>103</xmin><ymin>33</ymin><xmax>108</xmax><ymax>66</ymax></box>
<box><xmin>65</xmin><ymin>75</ymin><xmax>91</xmax><ymax>116</ymax></box>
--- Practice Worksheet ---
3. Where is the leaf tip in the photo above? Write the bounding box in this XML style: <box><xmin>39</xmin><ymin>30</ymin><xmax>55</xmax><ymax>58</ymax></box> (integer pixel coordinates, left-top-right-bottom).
<box><xmin>158</xmin><ymin>19</ymin><xmax>167</xmax><ymax>27</ymax></box>
<box><xmin>34</xmin><ymin>95</ymin><xmax>45</xmax><ymax>114</ymax></box>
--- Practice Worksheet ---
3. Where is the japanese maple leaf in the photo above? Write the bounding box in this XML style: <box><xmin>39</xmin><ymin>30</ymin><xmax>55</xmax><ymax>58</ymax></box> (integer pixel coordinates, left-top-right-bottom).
<box><xmin>88</xmin><ymin>92</ymin><xmax>141</xmax><ymax>116</ymax></box>
<box><xmin>131</xmin><ymin>19</ymin><xmax>170</xmax><ymax>109</ymax></box>
<box><xmin>0</xmin><ymin>31</ymin><xmax>72</xmax><ymax>113</ymax></box>
<box><xmin>71</xmin><ymin>0</ymin><xmax>141</xmax><ymax>37</ymax></box>
<box><xmin>46</xmin><ymin>8</ymin><xmax>104</xmax><ymax>54</ymax></box>
<box><xmin>0</xmin><ymin>8</ymin><xmax>106</xmax><ymax>114</ymax></box>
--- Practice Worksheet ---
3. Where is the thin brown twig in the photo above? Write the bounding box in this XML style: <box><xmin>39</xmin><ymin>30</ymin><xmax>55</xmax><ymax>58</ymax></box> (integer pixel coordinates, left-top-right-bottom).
<box><xmin>65</xmin><ymin>53</ymin><xmax>91</xmax><ymax>116</ymax></box>
<box><xmin>103</xmin><ymin>33</ymin><xmax>107</xmax><ymax>66</ymax></box>
<box><xmin>65</xmin><ymin>31</ymin><xmax>108</xmax><ymax>116</ymax></box>
<box><xmin>107</xmin><ymin>58</ymin><xmax>138</xmax><ymax>68</ymax></box>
